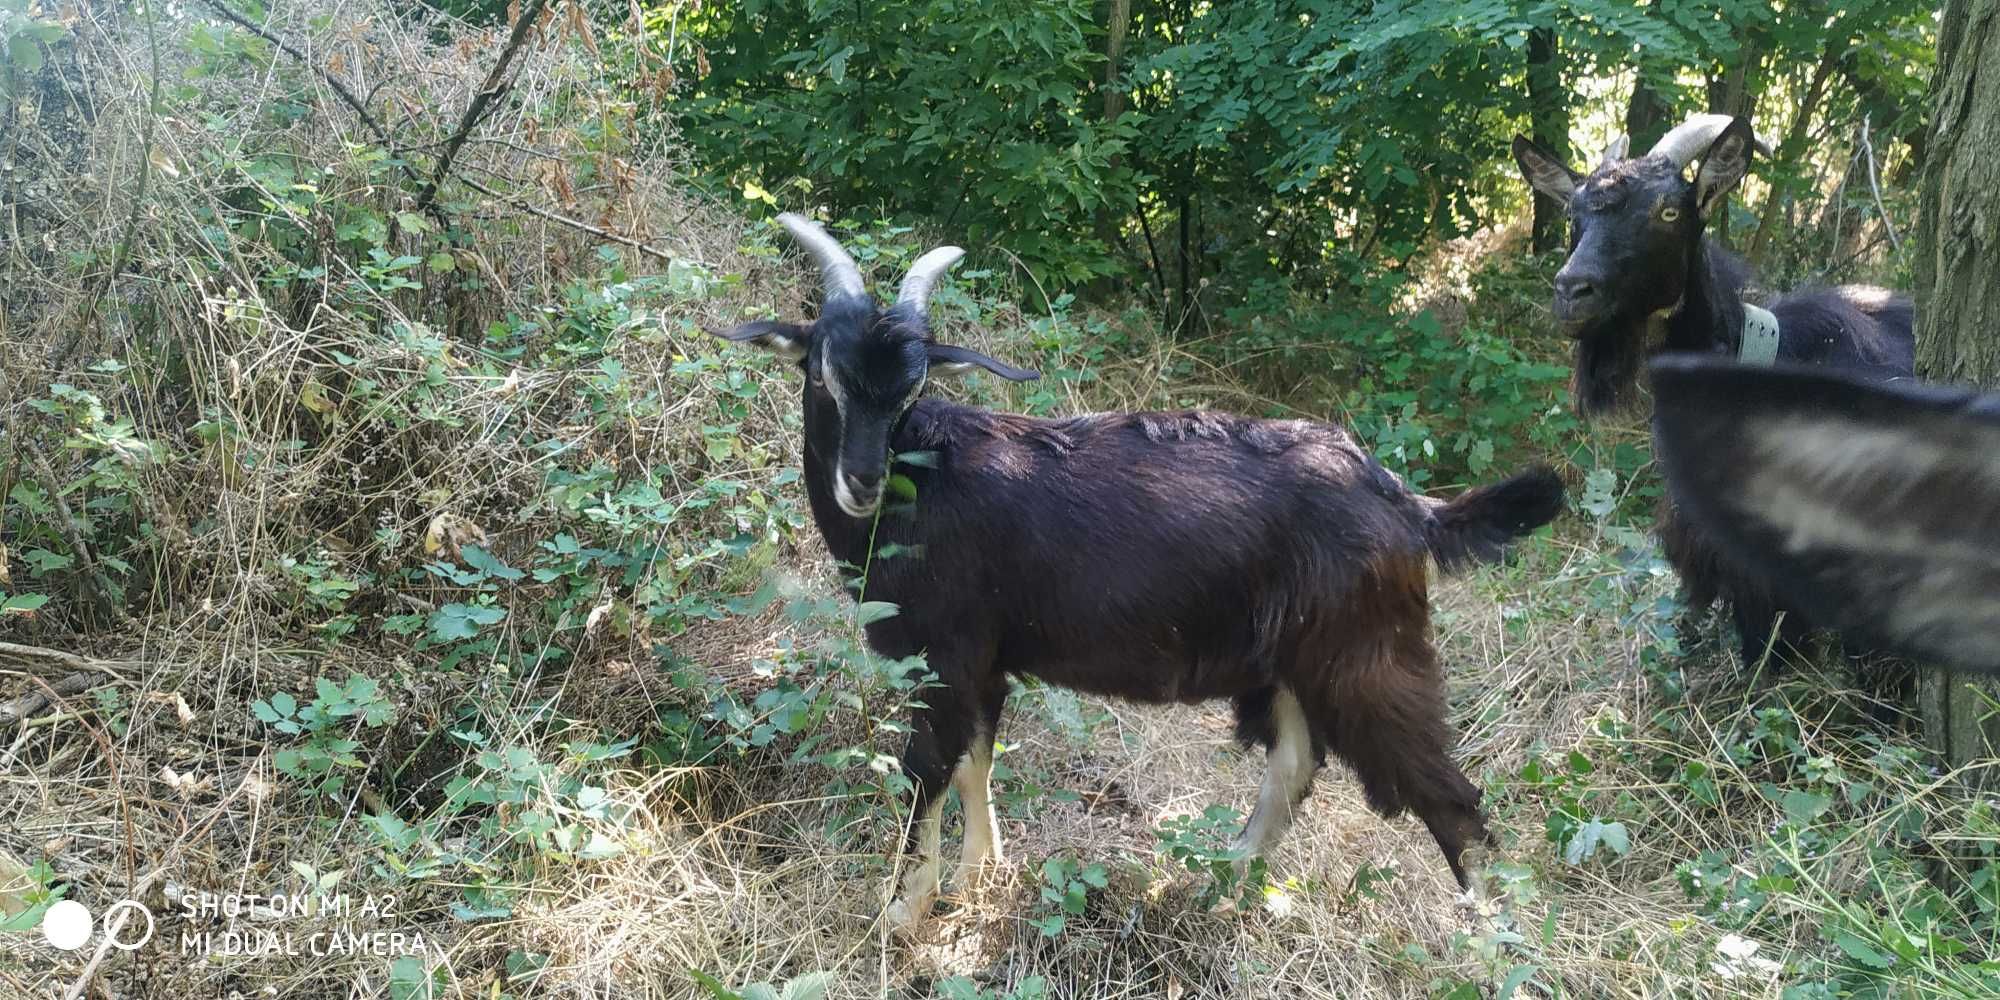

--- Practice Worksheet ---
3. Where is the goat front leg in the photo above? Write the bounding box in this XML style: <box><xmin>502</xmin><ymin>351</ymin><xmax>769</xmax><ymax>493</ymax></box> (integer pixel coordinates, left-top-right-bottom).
<box><xmin>952</xmin><ymin>735</ymin><xmax>1002</xmax><ymax>888</ymax></box>
<box><xmin>952</xmin><ymin>682</ymin><xmax>1009</xmax><ymax>890</ymax></box>
<box><xmin>885</xmin><ymin>704</ymin><xmax>972</xmax><ymax>932</ymax></box>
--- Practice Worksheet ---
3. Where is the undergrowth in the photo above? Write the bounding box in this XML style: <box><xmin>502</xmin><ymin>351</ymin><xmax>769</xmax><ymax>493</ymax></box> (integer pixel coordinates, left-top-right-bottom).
<box><xmin>0</xmin><ymin>3</ymin><xmax>1990</xmax><ymax>1000</ymax></box>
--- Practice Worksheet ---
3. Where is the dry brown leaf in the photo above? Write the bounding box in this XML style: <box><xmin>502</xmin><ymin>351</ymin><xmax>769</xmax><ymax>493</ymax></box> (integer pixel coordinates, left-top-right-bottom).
<box><xmin>159</xmin><ymin>766</ymin><xmax>212</xmax><ymax>799</ymax></box>
<box><xmin>149</xmin><ymin>691</ymin><xmax>196</xmax><ymax>727</ymax></box>
<box><xmin>424</xmin><ymin>513</ymin><xmax>491</xmax><ymax>558</ymax></box>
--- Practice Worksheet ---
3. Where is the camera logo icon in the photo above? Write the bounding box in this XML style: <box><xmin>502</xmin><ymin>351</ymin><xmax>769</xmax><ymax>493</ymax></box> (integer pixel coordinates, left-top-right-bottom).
<box><xmin>40</xmin><ymin>898</ymin><xmax>154</xmax><ymax>952</ymax></box>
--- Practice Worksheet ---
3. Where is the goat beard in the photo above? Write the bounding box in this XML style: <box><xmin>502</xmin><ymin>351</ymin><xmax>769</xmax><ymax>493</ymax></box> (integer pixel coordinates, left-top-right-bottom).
<box><xmin>1571</xmin><ymin>327</ymin><xmax>1646</xmax><ymax>419</ymax></box>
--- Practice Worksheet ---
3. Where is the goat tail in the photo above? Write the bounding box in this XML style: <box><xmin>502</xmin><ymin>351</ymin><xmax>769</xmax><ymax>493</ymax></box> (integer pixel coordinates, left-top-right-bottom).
<box><xmin>1421</xmin><ymin>465</ymin><xmax>1565</xmax><ymax>574</ymax></box>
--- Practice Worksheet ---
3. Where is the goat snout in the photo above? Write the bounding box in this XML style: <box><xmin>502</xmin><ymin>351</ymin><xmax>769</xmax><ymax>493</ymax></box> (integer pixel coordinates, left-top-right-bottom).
<box><xmin>835</xmin><ymin>470</ymin><xmax>882</xmax><ymax>517</ymax></box>
<box><xmin>1552</xmin><ymin>270</ymin><xmax>1603</xmax><ymax>331</ymax></box>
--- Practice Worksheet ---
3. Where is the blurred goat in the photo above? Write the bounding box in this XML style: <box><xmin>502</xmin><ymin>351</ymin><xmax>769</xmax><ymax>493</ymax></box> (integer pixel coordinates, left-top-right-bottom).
<box><xmin>716</xmin><ymin>214</ymin><xmax>1565</xmax><ymax>930</ymax></box>
<box><xmin>1513</xmin><ymin>114</ymin><xmax>1916</xmax><ymax>665</ymax></box>
<box><xmin>1651</xmin><ymin>357</ymin><xmax>2000</xmax><ymax>676</ymax></box>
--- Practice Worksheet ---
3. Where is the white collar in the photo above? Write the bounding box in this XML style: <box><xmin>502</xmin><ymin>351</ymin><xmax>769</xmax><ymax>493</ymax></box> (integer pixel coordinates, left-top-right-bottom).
<box><xmin>1739</xmin><ymin>303</ymin><xmax>1781</xmax><ymax>366</ymax></box>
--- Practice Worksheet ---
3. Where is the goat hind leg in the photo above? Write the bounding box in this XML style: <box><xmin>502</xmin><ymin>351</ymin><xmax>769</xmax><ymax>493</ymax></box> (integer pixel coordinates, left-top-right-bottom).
<box><xmin>1230</xmin><ymin>685</ymin><xmax>1318</xmax><ymax>862</ymax></box>
<box><xmin>1328</xmin><ymin>644</ymin><xmax>1491</xmax><ymax>888</ymax></box>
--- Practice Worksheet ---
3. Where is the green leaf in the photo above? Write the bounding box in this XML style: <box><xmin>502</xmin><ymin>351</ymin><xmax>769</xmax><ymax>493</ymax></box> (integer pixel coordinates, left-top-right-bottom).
<box><xmin>886</xmin><ymin>474</ymin><xmax>917</xmax><ymax>501</ymax></box>
<box><xmin>689</xmin><ymin>970</ymin><xmax>743</xmax><ymax>1000</ymax></box>
<box><xmin>1496</xmin><ymin>964</ymin><xmax>1540</xmax><ymax>1000</ymax></box>
<box><xmin>1781</xmin><ymin>789</ymin><xmax>1832</xmax><ymax>826</ymax></box>
<box><xmin>778</xmin><ymin>972</ymin><xmax>833</xmax><ymax>1000</ymax></box>
<box><xmin>8</xmin><ymin>35</ymin><xmax>46</xmax><ymax>75</ymax></box>
<box><xmin>0</xmin><ymin>593</ymin><xmax>49</xmax><ymax>614</ymax></box>
<box><xmin>1832</xmin><ymin>929</ymin><xmax>1895</xmax><ymax>970</ymax></box>
<box><xmin>462</xmin><ymin>545</ymin><xmax>525</xmax><ymax>582</ymax></box>
<box><xmin>855</xmin><ymin>601</ymin><xmax>899</xmax><ymax>625</ymax></box>
<box><xmin>429</xmin><ymin>603</ymin><xmax>507</xmax><ymax>641</ymax></box>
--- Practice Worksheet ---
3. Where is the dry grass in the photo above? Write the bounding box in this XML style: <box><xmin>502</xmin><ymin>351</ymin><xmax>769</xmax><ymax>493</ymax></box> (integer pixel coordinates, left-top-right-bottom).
<box><xmin>0</xmin><ymin>4</ymin><xmax>1989</xmax><ymax>1000</ymax></box>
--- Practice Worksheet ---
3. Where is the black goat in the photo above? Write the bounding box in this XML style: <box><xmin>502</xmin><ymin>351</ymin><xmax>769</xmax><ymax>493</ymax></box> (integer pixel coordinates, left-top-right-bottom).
<box><xmin>717</xmin><ymin>214</ymin><xmax>1565</xmax><ymax>929</ymax></box>
<box><xmin>1651</xmin><ymin>357</ymin><xmax>2000</xmax><ymax>676</ymax></box>
<box><xmin>1512</xmin><ymin>114</ymin><xmax>1917</xmax><ymax>665</ymax></box>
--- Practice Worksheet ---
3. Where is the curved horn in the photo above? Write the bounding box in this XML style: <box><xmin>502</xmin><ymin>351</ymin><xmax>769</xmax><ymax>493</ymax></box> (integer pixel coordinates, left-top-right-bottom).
<box><xmin>1598</xmin><ymin>134</ymin><xmax>1630</xmax><ymax>167</ymax></box>
<box><xmin>896</xmin><ymin>245</ymin><xmax>966</xmax><ymax>314</ymax></box>
<box><xmin>1649</xmin><ymin>114</ymin><xmax>1774</xmax><ymax>169</ymax></box>
<box><xmin>775</xmin><ymin>212</ymin><xmax>866</xmax><ymax>301</ymax></box>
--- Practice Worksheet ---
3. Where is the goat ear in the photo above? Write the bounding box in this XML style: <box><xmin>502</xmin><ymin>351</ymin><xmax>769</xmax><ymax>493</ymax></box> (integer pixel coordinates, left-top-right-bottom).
<box><xmin>1651</xmin><ymin>357</ymin><xmax>2000</xmax><ymax>675</ymax></box>
<box><xmin>1692</xmin><ymin>119</ymin><xmax>1756</xmax><ymax>221</ymax></box>
<box><xmin>1512</xmin><ymin>134</ymin><xmax>1581</xmax><ymax>204</ymax></box>
<box><xmin>926</xmin><ymin>343</ymin><xmax>1039</xmax><ymax>382</ymax></box>
<box><xmin>716</xmin><ymin>320</ymin><xmax>811</xmax><ymax>360</ymax></box>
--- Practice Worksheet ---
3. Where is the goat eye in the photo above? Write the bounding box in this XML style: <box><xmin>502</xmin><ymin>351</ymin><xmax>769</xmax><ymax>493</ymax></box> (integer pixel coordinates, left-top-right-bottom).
<box><xmin>1660</xmin><ymin>206</ymin><xmax>1682</xmax><ymax>223</ymax></box>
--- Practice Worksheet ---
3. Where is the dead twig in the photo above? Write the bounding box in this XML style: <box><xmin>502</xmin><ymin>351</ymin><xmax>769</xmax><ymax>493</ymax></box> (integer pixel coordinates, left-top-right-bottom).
<box><xmin>1859</xmin><ymin>114</ymin><xmax>1903</xmax><ymax>253</ymax></box>
<box><xmin>459</xmin><ymin>176</ymin><xmax>673</xmax><ymax>262</ymax></box>
<box><xmin>412</xmin><ymin>0</ymin><xmax>553</xmax><ymax>216</ymax></box>
<box><xmin>197</xmin><ymin>0</ymin><xmax>428</xmax><ymax>196</ymax></box>
<box><xmin>61</xmin><ymin>0</ymin><xmax>165</xmax><ymax>370</ymax></box>
<box><xmin>0</xmin><ymin>670</ymin><xmax>112</xmax><ymax>727</ymax></box>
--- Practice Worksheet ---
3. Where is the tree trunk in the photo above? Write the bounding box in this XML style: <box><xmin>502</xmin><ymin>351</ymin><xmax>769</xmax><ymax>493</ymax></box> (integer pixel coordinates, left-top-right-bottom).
<box><xmin>1103</xmin><ymin>0</ymin><xmax>1130</xmax><ymax>126</ymax></box>
<box><xmin>1526</xmin><ymin>28</ymin><xmax>1568</xmax><ymax>252</ymax></box>
<box><xmin>1915</xmin><ymin>0</ymin><xmax>2000</xmax><ymax>779</ymax></box>
<box><xmin>1624</xmin><ymin>71</ymin><xmax>1673</xmax><ymax>153</ymax></box>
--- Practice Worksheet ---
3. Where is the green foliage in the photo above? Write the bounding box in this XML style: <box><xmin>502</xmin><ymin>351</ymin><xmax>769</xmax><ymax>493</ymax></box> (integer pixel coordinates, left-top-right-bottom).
<box><xmin>673</xmin><ymin>0</ymin><xmax>1138</xmax><ymax>285</ymax></box>
<box><xmin>1027</xmin><ymin>852</ymin><xmax>1110</xmax><ymax>937</ymax></box>
<box><xmin>253</xmin><ymin>674</ymin><xmax>397</xmax><ymax>798</ymax></box>
<box><xmin>0</xmin><ymin>0</ymin><xmax>65</xmax><ymax>91</ymax></box>
<box><xmin>936</xmin><ymin>976</ymin><xmax>1049</xmax><ymax>1000</ymax></box>
<box><xmin>691</xmin><ymin>969</ymin><xmax>835</xmax><ymax>1000</ymax></box>
<box><xmin>0</xmin><ymin>859</ymin><xmax>64</xmax><ymax>934</ymax></box>
<box><xmin>1155</xmin><ymin>804</ymin><xmax>1268</xmax><ymax>911</ymax></box>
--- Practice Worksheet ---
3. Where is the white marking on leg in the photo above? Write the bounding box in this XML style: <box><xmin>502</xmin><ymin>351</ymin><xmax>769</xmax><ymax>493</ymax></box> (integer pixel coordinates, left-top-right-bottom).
<box><xmin>887</xmin><ymin>766</ymin><xmax>954</xmax><ymax>930</ymax></box>
<box><xmin>1232</xmin><ymin>687</ymin><xmax>1316</xmax><ymax>859</ymax></box>
<box><xmin>953</xmin><ymin>736</ymin><xmax>1003</xmax><ymax>887</ymax></box>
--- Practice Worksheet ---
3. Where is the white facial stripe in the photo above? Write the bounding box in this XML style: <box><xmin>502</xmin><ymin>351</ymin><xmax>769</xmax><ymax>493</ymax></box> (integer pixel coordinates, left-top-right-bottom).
<box><xmin>821</xmin><ymin>351</ymin><xmax>927</xmax><ymax>519</ymax></box>
<box><xmin>821</xmin><ymin>353</ymin><xmax>848</xmax><ymax>417</ymax></box>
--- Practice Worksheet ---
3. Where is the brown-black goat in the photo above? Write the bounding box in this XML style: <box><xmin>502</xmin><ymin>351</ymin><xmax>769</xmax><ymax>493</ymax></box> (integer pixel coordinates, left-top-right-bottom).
<box><xmin>716</xmin><ymin>214</ymin><xmax>1566</xmax><ymax>930</ymax></box>
<box><xmin>1511</xmin><ymin>114</ymin><xmax>1917</xmax><ymax>666</ymax></box>
<box><xmin>1651</xmin><ymin>357</ymin><xmax>2000</xmax><ymax>676</ymax></box>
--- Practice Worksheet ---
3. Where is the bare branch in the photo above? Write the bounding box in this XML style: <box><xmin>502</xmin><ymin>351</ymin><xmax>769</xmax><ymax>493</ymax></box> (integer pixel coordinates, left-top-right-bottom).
<box><xmin>413</xmin><ymin>0</ymin><xmax>554</xmax><ymax>215</ymax></box>
<box><xmin>458</xmin><ymin>176</ymin><xmax>674</xmax><ymax>262</ymax></box>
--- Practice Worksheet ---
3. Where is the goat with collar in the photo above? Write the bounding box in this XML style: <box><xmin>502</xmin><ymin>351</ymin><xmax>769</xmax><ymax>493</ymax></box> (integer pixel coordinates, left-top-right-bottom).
<box><xmin>1513</xmin><ymin>114</ymin><xmax>1916</xmax><ymax>669</ymax></box>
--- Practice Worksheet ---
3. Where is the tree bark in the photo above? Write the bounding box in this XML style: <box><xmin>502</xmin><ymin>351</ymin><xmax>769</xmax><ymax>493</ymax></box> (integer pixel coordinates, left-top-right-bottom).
<box><xmin>1526</xmin><ymin>28</ymin><xmax>1569</xmax><ymax>252</ymax></box>
<box><xmin>1103</xmin><ymin>0</ymin><xmax>1130</xmax><ymax>125</ymax></box>
<box><xmin>1915</xmin><ymin>0</ymin><xmax>2000</xmax><ymax>780</ymax></box>
<box><xmin>1624</xmin><ymin>71</ymin><xmax>1673</xmax><ymax>153</ymax></box>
